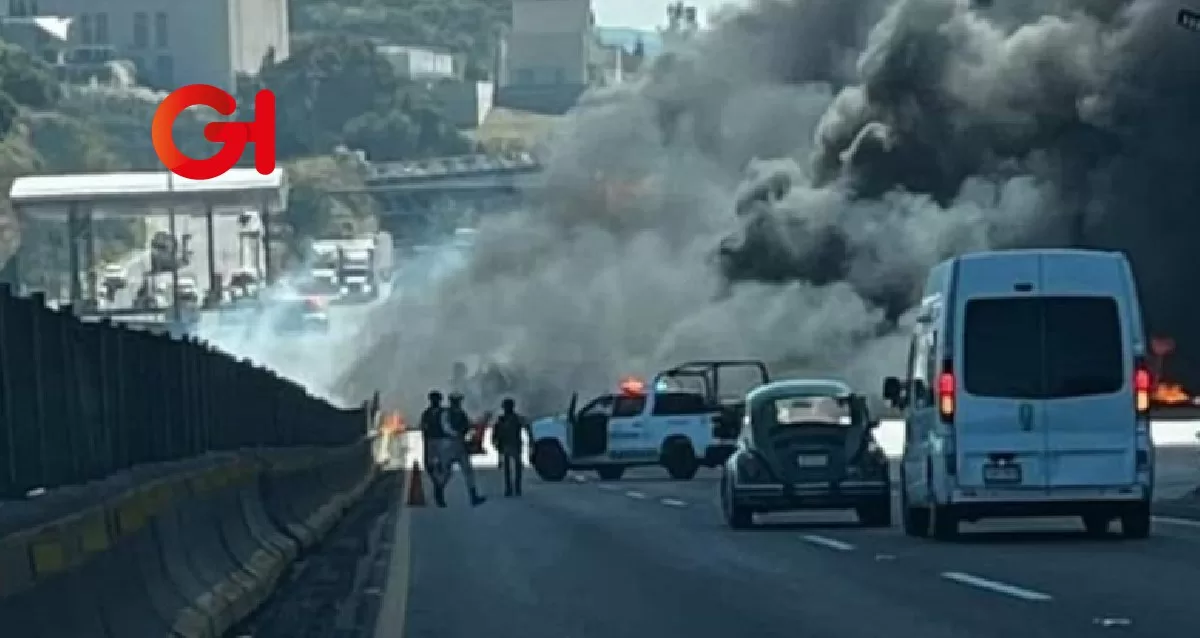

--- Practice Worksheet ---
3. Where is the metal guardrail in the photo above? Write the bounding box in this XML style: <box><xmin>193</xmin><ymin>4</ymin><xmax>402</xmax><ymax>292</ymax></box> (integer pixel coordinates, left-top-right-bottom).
<box><xmin>364</xmin><ymin>152</ymin><xmax>542</xmax><ymax>183</ymax></box>
<box><xmin>0</xmin><ymin>284</ymin><xmax>371</xmax><ymax>499</ymax></box>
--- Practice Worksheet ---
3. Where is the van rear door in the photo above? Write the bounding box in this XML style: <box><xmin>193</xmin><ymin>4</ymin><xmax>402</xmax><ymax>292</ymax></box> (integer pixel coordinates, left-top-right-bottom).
<box><xmin>955</xmin><ymin>254</ymin><xmax>1049</xmax><ymax>490</ymax></box>
<box><xmin>1038</xmin><ymin>256</ymin><xmax>1136</xmax><ymax>488</ymax></box>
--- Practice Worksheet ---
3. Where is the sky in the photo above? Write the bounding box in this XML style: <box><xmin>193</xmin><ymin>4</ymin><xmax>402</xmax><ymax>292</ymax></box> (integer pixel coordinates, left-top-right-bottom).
<box><xmin>591</xmin><ymin>0</ymin><xmax>749</xmax><ymax>30</ymax></box>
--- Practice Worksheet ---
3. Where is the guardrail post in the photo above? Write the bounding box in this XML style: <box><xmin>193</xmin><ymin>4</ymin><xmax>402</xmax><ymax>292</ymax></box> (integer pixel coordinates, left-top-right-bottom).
<box><xmin>0</xmin><ymin>284</ymin><xmax>16</xmax><ymax>497</ymax></box>
<box><xmin>112</xmin><ymin>323</ymin><xmax>131</xmax><ymax>469</ymax></box>
<box><xmin>57</xmin><ymin>304</ymin><xmax>84</xmax><ymax>483</ymax></box>
<box><xmin>94</xmin><ymin>318</ymin><xmax>116</xmax><ymax>480</ymax></box>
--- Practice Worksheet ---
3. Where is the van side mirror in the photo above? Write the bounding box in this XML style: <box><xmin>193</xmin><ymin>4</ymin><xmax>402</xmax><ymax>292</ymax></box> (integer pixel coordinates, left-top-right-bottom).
<box><xmin>882</xmin><ymin>377</ymin><xmax>903</xmax><ymax>407</ymax></box>
<box><xmin>868</xmin><ymin>419</ymin><xmax>881</xmax><ymax>430</ymax></box>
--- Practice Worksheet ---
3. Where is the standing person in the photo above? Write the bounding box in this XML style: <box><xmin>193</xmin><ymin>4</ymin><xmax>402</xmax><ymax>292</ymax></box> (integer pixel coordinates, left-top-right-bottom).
<box><xmin>418</xmin><ymin>390</ymin><xmax>450</xmax><ymax>507</ymax></box>
<box><xmin>440</xmin><ymin>392</ymin><xmax>487</xmax><ymax>507</ymax></box>
<box><xmin>491</xmin><ymin>397</ymin><xmax>530</xmax><ymax>497</ymax></box>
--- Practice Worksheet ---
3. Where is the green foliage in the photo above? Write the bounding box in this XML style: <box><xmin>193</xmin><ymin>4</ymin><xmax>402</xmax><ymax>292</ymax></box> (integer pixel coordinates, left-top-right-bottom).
<box><xmin>0</xmin><ymin>41</ymin><xmax>59</xmax><ymax>109</ymax></box>
<box><xmin>291</xmin><ymin>0</ymin><xmax>511</xmax><ymax>79</ymax></box>
<box><xmin>283</xmin><ymin>155</ymin><xmax>380</xmax><ymax>254</ymax></box>
<box><xmin>256</xmin><ymin>34</ymin><xmax>468</xmax><ymax>161</ymax></box>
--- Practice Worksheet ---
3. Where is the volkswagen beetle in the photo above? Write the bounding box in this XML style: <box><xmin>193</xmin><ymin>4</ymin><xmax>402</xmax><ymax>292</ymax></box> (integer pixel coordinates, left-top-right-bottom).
<box><xmin>720</xmin><ymin>379</ymin><xmax>891</xmax><ymax>529</ymax></box>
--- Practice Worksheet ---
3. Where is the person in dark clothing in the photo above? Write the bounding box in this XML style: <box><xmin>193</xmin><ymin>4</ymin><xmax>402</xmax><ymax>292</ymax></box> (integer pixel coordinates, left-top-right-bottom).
<box><xmin>430</xmin><ymin>393</ymin><xmax>485</xmax><ymax>507</ymax></box>
<box><xmin>418</xmin><ymin>390</ymin><xmax>450</xmax><ymax>507</ymax></box>
<box><xmin>491</xmin><ymin>397</ymin><xmax>530</xmax><ymax>496</ymax></box>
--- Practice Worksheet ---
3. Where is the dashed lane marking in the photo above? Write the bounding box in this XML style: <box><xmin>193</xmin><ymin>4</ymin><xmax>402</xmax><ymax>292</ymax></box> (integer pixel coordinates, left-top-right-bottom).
<box><xmin>801</xmin><ymin>534</ymin><xmax>855</xmax><ymax>552</ymax></box>
<box><xmin>597</xmin><ymin>483</ymin><xmax>618</xmax><ymax>491</ymax></box>
<box><xmin>660</xmin><ymin>498</ymin><xmax>687</xmax><ymax>507</ymax></box>
<box><xmin>940</xmin><ymin>571</ymin><xmax>1052</xmax><ymax>602</ymax></box>
<box><xmin>1153</xmin><ymin>516</ymin><xmax>1200</xmax><ymax>529</ymax></box>
<box><xmin>626</xmin><ymin>490</ymin><xmax>647</xmax><ymax>499</ymax></box>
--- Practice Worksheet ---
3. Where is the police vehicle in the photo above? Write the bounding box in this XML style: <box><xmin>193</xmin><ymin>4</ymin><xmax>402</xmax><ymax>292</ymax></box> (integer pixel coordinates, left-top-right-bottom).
<box><xmin>882</xmin><ymin>249</ymin><xmax>1153</xmax><ymax>540</ymax></box>
<box><xmin>721</xmin><ymin>379</ymin><xmax>890</xmax><ymax>529</ymax></box>
<box><xmin>530</xmin><ymin>360</ymin><xmax>770</xmax><ymax>482</ymax></box>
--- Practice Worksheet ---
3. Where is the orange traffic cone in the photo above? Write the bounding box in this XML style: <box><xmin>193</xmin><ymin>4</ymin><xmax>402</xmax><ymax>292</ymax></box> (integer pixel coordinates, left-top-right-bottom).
<box><xmin>406</xmin><ymin>461</ymin><xmax>426</xmax><ymax>507</ymax></box>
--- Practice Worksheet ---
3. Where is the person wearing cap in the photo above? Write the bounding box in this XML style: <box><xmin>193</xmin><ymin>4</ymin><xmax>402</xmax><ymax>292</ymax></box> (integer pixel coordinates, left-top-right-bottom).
<box><xmin>490</xmin><ymin>397</ymin><xmax>531</xmax><ymax>496</ymax></box>
<box><xmin>434</xmin><ymin>392</ymin><xmax>486</xmax><ymax>507</ymax></box>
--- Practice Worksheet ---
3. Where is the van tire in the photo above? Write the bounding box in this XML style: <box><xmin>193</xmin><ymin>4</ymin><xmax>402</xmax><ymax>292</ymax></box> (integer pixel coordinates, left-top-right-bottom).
<box><xmin>929</xmin><ymin>503</ymin><xmax>959</xmax><ymax>540</ymax></box>
<box><xmin>532</xmin><ymin>440</ymin><xmax>568</xmax><ymax>482</ymax></box>
<box><xmin>1120</xmin><ymin>503</ymin><xmax>1151</xmax><ymax>539</ymax></box>
<box><xmin>900</xmin><ymin>473</ymin><xmax>930</xmax><ymax>537</ymax></box>
<box><xmin>596</xmin><ymin>465</ymin><xmax>625</xmax><ymax>481</ymax></box>
<box><xmin>662</xmin><ymin>438</ymin><xmax>699</xmax><ymax>480</ymax></box>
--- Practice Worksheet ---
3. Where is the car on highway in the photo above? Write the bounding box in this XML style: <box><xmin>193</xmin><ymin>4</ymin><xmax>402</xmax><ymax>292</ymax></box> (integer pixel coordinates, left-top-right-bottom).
<box><xmin>720</xmin><ymin>379</ymin><xmax>890</xmax><ymax>529</ymax></box>
<box><xmin>271</xmin><ymin>296</ymin><xmax>330</xmax><ymax>334</ymax></box>
<box><xmin>530</xmin><ymin>360</ymin><xmax>769</xmax><ymax>482</ymax></box>
<box><xmin>882</xmin><ymin>248</ymin><xmax>1153</xmax><ymax>540</ymax></box>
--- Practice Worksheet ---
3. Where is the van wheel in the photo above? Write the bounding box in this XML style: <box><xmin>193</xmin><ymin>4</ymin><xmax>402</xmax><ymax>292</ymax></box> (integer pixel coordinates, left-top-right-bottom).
<box><xmin>661</xmin><ymin>438</ymin><xmax>699</xmax><ymax>480</ymax></box>
<box><xmin>1120</xmin><ymin>503</ymin><xmax>1151</xmax><ymax>539</ymax></box>
<box><xmin>596</xmin><ymin>466</ymin><xmax>625</xmax><ymax>481</ymax></box>
<box><xmin>900</xmin><ymin>474</ymin><xmax>929</xmax><ymax>537</ymax></box>
<box><xmin>928</xmin><ymin>503</ymin><xmax>959</xmax><ymax>540</ymax></box>
<box><xmin>532</xmin><ymin>441</ymin><xmax>568</xmax><ymax>482</ymax></box>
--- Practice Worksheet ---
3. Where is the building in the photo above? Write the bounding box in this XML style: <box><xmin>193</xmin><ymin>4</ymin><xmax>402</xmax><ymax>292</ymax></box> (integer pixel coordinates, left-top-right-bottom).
<box><xmin>3</xmin><ymin>0</ymin><xmax>288</xmax><ymax>92</ymax></box>
<box><xmin>496</xmin><ymin>0</ymin><xmax>593</xmax><ymax>115</ymax></box>
<box><xmin>378</xmin><ymin>44</ymin><xmax>457</xmax><ymax>81</ymax></box>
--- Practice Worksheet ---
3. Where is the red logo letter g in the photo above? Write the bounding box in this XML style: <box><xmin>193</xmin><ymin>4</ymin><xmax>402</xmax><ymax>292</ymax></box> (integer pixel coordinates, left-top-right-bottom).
<box><xmin>152</xmin><ymin>84</ymin><xmax>276</xmax><ymax>180</ymax></box>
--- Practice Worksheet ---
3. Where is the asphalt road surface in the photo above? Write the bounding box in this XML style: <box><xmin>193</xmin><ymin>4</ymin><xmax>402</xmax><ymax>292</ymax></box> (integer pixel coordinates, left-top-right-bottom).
<box><xmin>362</xmin><ymin>437</ymin><xmax>1200</xmax><ymax>638</ymax></box>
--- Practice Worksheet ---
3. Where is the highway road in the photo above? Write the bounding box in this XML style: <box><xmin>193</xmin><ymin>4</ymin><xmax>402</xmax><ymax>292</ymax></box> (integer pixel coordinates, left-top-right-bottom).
<box><xmin>350</xmin><ymin>431</ymin><xmax>1200</xmax><ymax>638</ymax></box>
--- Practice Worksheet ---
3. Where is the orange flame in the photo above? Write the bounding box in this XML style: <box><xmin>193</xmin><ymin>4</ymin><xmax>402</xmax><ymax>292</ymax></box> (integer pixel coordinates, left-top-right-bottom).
<box><xmin>1153</xmin><ymin>382</ymin><xmax>1191</xmax><ymax>405</ymax></box>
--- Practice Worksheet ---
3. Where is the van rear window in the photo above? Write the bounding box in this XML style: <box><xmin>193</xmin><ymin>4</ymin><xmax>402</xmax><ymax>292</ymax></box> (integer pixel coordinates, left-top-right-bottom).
<box><xmin>963</xmin><ymin>296</ymin><xmax>1123</xmax><ymax>399</ymax></box>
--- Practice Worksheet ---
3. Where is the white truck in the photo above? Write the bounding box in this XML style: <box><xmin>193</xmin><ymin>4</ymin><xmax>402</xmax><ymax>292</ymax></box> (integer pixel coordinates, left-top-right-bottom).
<box><xmin>530</xmin><ymin>360</ymin><xmax>770</xmax><ymax>482</ymax></box>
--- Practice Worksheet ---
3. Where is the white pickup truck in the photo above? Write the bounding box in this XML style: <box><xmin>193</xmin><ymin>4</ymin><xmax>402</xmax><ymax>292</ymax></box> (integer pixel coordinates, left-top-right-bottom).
<box><xmin>530</xmin><ymin>360</ymin><xmax>770</xmax><ymax>482</ymax></box>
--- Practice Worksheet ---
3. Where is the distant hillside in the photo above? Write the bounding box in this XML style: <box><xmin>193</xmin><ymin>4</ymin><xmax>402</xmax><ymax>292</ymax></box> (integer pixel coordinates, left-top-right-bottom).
<box><xmin>595</xmin><ymin>27</ymin><xmax>662</xmax><ymax>57</ymax></box>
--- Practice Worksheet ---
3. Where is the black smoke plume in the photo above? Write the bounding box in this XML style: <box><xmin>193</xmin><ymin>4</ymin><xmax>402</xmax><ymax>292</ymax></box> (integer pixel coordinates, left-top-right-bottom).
<box><xmin>340</xmin><ymin>0</ymin><xmax>1200</xmax><ymax>416</ymax></box>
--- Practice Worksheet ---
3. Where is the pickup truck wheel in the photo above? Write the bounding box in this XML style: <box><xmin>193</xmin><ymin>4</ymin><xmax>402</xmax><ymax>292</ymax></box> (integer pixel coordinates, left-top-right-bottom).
<box><xmin>532</xmin><ymin>441</ymin><xmax>568</xmax><ymax>482</ymax></box>
<box><xmin>661</xmin><ymin>438</ymin><xmax>699</xmax><ymax>480</ymax></box>
<box><xmin>596</xmin><ymin>466</ymin><xmax>625</xmax><ymax>481</ymax></box>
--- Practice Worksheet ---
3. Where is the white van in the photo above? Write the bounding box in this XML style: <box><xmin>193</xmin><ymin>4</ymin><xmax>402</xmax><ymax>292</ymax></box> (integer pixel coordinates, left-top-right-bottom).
<box><xmin>882</xmin><ymin>249</ymin><xmax>1154</xmax><ymax>540</ymax></box>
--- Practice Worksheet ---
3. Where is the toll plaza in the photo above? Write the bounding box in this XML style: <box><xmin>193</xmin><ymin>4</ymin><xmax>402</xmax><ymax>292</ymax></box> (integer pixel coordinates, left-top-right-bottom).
<box><xmin>6</xmin><ymin>168</ymin><xmax>287</xmax><ymax>327</ymax></box>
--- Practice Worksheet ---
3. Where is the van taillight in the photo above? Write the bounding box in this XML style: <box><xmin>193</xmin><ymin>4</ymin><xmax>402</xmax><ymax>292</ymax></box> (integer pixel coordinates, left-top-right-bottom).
<box><xmin>938</xmin><ymin>361</ymin><xmax>955</xmax><ymax>424</ymax></box>
<box><xmin>1134</xmin><ymin>360</ymin><xmax>1151</xmax><ymax>416</ymax></box>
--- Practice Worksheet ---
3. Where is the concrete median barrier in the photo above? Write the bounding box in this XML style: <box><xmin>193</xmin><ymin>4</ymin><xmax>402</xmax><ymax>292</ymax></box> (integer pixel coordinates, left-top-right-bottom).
<box><xmin>0</xmin><ymin>438</ymin><xmax>383</xmax><ymax>638</ymax></box>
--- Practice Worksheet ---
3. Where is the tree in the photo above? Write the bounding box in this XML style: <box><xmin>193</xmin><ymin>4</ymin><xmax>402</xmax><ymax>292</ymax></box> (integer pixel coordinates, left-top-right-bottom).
<box><xmin>290</xmin><ymin>0</ymin><xmax>511</xmax><ymax>81</ymax></box>
<box><xmin>257</xmin><ymin>33</ymin><xmax>468</xmax><ymax>160</ymax></box>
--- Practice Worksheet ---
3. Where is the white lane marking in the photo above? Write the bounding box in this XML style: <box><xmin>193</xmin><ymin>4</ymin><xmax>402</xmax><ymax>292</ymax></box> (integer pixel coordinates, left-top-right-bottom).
<box><xmin>626</xmin><ymin>490</ymin><xmax>647</xmax><ymax>499</ymax></box>
<box><xmin>940</xmin><ymin>571</ymin><xmax>1052</xmax><ymax>602</ymax></box>
<box><xmin>660</xmin><ymin>498</ymin><xmax>687</xmax><ymax>507</ymax></box>
<box><xmin>1153</xmin><ymin>515</ymin><xmax>1200</xmax><ymax>529</ymax></box>
<box><xmin>596</xmin><ymin>483</ymin><xmax>618</xmax><ymax>491</ymax></box>
<box><xmin>801</xmin><ymin>534</ymin><xmax>855</xmax><ymax>551</ymax></box>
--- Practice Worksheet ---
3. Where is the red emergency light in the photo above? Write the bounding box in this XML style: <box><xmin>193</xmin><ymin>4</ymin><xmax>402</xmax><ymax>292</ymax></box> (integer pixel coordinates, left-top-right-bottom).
<box><xmin>618</xmin><ymin>376</ymin><xmax>646</xmax><ymax>396</ymax></box>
